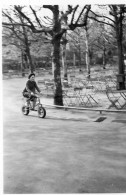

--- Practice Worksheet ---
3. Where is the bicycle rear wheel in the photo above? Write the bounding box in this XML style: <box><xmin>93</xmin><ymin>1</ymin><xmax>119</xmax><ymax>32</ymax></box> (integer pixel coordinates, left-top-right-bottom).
<box><xmin>22</xmin><ymin>106</ymin><xmax>29</xmax><ymax>115</ymax></box>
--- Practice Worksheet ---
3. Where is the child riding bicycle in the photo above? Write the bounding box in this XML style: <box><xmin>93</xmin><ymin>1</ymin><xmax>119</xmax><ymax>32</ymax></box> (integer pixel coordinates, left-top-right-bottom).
<box><xmin>23</xmin><ymin>73</ymin><xmax>41</xmax><ymax>110</ymax></box>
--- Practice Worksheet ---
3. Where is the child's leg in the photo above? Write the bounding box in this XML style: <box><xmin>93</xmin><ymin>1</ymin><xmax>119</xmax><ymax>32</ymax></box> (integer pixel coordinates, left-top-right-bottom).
<box><xmin>32</xmin><ymin>98</ymin><xmax>37</xmax><ymax>109</ymax></box>
<box><xmin>23</xmin><ymin>92</ymin><xmax>30</xmax><ymax>107</ymax></box>
<box><xmin>26</xmin><ymin>99</ymin><xmax>30</xmax><ymax>107</ymax></box>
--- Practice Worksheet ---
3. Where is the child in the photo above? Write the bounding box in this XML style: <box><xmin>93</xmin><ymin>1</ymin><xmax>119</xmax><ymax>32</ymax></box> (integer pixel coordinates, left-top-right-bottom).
<box><xmin>23</xmin><ymin>73</ymin><xmax>41</xmax><ymax>110</ymax></box>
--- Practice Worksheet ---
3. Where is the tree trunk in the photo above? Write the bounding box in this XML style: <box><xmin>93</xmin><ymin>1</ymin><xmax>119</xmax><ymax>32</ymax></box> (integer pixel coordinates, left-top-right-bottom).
<box><xmin>117</xmin><ymin>37</ymin><xmax>124</xmax><ymax>74</ymax></box>
<box><xmin>62</xmin><ymin>43</ymin><xmax>67</xmax><ymax>80</ymax></box>
<box><xmin>103</xmin><ymin>47</ymin><xmax>106</xmax><ymax>69</ymax></box>
<box><xmin>85</xmin><ymin>31</ymin><xmax>91</xmax><ymax>78</ymax></box>
<box><xmin>85</xmin><ymin>29</ymin><xmax>90</xmax><ymax>78</ymax></box>
<box><xmin>51</xmin><ymin>50</ymin><xmax>54</xmax><ymax>76</ymax></box>
<box><xmin>20</xmin><ymin>14</ymin><xmax>34</xmax><ymax>73</ymax></box>
<box><xmin>23</xmin><ymin>52</ymin><xmax>28</xmax><ymax>69</ymax></box>
<box><xmin>52</xmin><ymin>38</ymin><xmax>63</xmax><ymax>106</ymax></box>
<box><xmin>21</xmin><ymin>51</ymin><xmax>25</xmax><ymax>77</ymax></box>
<box><xmin>79</xmin><ymin>46</ymin><xmax>82</xmax><ymax>71</ymax></box>
<box><xmin>116</xmin><ymin>16</ymin><xmax>125</xmax><ymax>90</ymax></box>
<box><xmin>50</xmin><ymin>5</ymin><xmax>63</xmax><ymax>106</ymax></box>
<box><xmin>73</xmin><ymin>53</ymin><xmax>76</xmax><ymax>74</ymax></box>
<box><xmin>26</xmin><ymin>46</ymin><xmax>34</xmax><ymax>73</ymax></box>
<box><xmin>117</xmin><ymin>38</ymin><xmax>125</xmax><ymax>89</ymax></box>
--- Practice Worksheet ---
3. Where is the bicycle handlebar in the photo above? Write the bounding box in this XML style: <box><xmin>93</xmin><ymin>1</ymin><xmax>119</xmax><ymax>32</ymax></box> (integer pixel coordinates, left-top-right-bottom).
<box><xmin>33</xmin><ymin>93</ymin><xmax>43</xmax><ymax>98</ymax></box>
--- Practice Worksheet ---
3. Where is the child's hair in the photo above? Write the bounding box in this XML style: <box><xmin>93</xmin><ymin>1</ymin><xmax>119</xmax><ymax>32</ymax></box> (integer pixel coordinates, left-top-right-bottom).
<box><xmin>28</xmin><ymin>73</ymin><xmax>35</xmax><ymax>79</ymax></box>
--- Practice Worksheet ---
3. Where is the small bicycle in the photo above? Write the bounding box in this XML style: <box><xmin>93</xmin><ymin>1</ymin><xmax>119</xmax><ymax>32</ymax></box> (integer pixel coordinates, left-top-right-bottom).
<box><xmin>22</xmin><ymin>93</ymin><xmax>46</xmax><ymax>118</ymax></box>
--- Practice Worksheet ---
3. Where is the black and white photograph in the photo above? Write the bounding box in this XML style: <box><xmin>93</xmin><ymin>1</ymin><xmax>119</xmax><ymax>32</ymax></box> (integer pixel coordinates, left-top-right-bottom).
<box><xmin>1</xmin><ymin>0</ymin><xmax>126</xmax><ymax>194</ymax></box>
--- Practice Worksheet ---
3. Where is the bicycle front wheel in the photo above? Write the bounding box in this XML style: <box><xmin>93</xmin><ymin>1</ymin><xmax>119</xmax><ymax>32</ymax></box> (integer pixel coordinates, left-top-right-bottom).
<box><xmin>38</xmin><ymin>105</ymin><xmax>46</xmax><ymax>118</ymax></box>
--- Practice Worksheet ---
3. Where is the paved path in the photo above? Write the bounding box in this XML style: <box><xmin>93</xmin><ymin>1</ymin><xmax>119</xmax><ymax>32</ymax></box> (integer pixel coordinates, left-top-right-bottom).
<box><xmin>2</xmin><ymin>78</ymin><xmax>126</xmax><ymax>193</ymax></box>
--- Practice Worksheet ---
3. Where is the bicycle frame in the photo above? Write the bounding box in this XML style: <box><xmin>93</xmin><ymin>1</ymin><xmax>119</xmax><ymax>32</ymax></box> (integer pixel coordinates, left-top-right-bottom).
<box><xmin>25</xmin><ymin>95</ymin><xmax>41</xmax><ymax>110</ymax></box>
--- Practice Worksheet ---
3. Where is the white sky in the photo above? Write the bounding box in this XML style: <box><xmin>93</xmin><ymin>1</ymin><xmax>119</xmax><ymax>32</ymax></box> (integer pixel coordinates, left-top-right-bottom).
<box><xmin>1</xmin><ymin>0</ymin><xmax>126</xmax><ymax>6</ymax></box>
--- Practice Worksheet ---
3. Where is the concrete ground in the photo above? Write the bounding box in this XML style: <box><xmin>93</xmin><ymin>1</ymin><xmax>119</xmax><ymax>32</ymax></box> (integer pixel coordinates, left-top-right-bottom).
<box><xmin>2</xmin><ymin>77</ymin><xmax>126</xmax><ymax>193</ymax></box>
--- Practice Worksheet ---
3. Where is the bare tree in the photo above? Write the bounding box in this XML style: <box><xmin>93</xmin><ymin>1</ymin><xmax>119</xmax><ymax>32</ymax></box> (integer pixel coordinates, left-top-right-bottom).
<box><xmin>89</xmin><ymin>4</ymin><xmax>126</xmax><ymax>89</ymax></box>
<box><xmin>2</xmin><ymin>5</ymin><xmax>91</xmax><ymax>105</ymax></box>
<box><xmin>2</xmin><ymin>7</ymin><xmax>35</xmax><ymax>73</ymax></box>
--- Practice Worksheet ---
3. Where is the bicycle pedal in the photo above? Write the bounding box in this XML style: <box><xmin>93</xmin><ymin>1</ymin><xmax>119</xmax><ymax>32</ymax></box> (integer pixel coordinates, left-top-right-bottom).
<box><xmin>30</xmin><ymin>108</ymin><xmax>37</xmax><ymax>111</ymax></box>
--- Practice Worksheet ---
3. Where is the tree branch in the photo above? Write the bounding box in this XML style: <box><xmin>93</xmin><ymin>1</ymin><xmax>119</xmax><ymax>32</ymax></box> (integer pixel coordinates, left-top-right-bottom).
<box><xmin>88</xmin><ymin>16</ymin><xmax>115</xmax><ymax>28</ymax></box>
<box><xmin>44</xmin><ymin>16</ymin><xmax>53</xmax><ymax>25</ymax></box>
<box><xmin>69</xmin><ymin>5</ymin><xmax>91</xmax><ymax>30</ymax></box>
<box><xmin>43</xmin><ymin>5</ymin><xmax>54</xmax><ymax>11</ymax></box>
<box><xmin>3</xmin><ymin>22</ymin><xmax>31</xmax><ymax>28</ymax></box>
<box><xmin>59</xmin><ymin>5</ymin><xmax>75</xmax><ymax>28</ymax></box>
<box><xmin>3</xmin><ymin>7</ymin><xmax>53</xmax><ymax>35</ymax></box>
<box><xmin>75</xmin><ymin>5</ymin><xmax>86</xmax><ymax>25</ymax></box>
<box><xmin>3</xmin><ymin>22</ymin><xmax>53</xmax><ymax>34</ymax></box>
<box><xmin>30</xmin><ymin>6</ymin><xmax>43</xmax><ymax>28</ymax></box>
<box><xmin>89</xmin><ymin>9</ymin><xmax>115</xmax><ymax>24</ymax></box>
<box><xmin>71</xmin><ymin>5</ymin><xmax>79</xmax><ymax>24</ymax></box>
<box><xmin>14</xmin><ymin>5</ymin><xmax>36</xmax><ymax>30</ymax></box>
<box><xmin>2</xmin><ymin>11</ymin><xmax>16</xmax><ymax>24</ymax></box>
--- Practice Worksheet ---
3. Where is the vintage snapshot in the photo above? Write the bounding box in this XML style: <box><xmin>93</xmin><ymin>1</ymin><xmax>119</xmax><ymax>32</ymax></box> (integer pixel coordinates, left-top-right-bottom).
<box><xmin>2</xmin><ymin>1</ymin><xmax>126</xmax><ymax>194</ymax></box>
